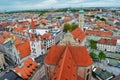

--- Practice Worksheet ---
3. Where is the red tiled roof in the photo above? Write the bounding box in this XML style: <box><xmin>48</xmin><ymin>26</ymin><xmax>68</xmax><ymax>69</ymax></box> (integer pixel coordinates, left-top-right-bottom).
<box><xmin>44</xmin><ymin>45</ymin><xmax>92</xmax><ymax>66</ymax></box>
<box><xmin>14</xmin><ymin>36</ymin><xmax>28</xmax><ymax>46</ymax></box>
<box><xmin>0</xmin><ymin>23</ymin><xmax>9</xmax><ymax>27</ymax></box>
<box><xmin>15</xmin><ymin>41</ymin><xmax>31</xmax><ymax>59</ymax></box>
<box><xmin>112</xmin><ymin>37</ymin><xmax>120</xmax><ymax>40</ymax></box>
<box><xmin>2</xmin><ymin>31</ymin><xmax>10</xmax><ymax>38</ymax></box>
<box><xmin>98</xmin><ymin>38</ymin><xmax>117</xmax><ymax>46</ymax></box>
<box><xmin>86</xmin><ymin>30</ymin><xmax>113</xmax><ymax>37</ymax></box>
<box><xmin>108</xmin><ymin>18</ymin><xmax>115</xmax><ymax>21</ymax></box>
<box><xmin>41</xmin><ymin>32</ymin><xmax>52</xmax><ymax>39</ymax></box>
<box><xmin>71</xmin><ymin>28</ymin><xmax>85</xmax><ymax>42</ymax></box>
<box><xmin>30</xmin><ymin>19</ymin><xmax>36</xmax><ymax>29</ymax></box>
<box><xmin>14</xmin><ymin>58</ymin><xmax>38</xmax><ymax>79</ymax></box>
<box><xmin>51</xmin><ymin>45</ymin><xmax>77</xmax><ymax>80</ymax></box>
<box><xmin>63</xmin><ymin>16</ymin><xmax>72</xmax><ymax>22</ymax></box>
<box><xmin>14</xmin><ymin>27</ymin><xmax>27</xmax><ymax>33</ymax></box>
<box><xmin>0</xmin><ymin>36</ymin><xmax>5</xmax><ymax>43</ymax></box>
<box><xmin>38</xmin><ymin>18</ymin><xmax>48</xmax><ymax>24</ymax></box>
<box><xmin>18</xmin><ymin>21</ymin><xmax>29</xmax><ymax>25</ymax></box>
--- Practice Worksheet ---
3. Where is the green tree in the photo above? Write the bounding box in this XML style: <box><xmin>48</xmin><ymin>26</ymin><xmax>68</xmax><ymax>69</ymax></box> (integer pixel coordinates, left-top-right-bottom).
<box><xmin>63</xmin><ymin>23</ymin><xmax>78</xmax><ymax>32</ymax></box>
<box><xmin>71</xmin><ymin>24</ymin><xmax>78</xmax><ymax>31</ymax></box>
<box><xmin>90</xmin><ymin>40</ymin><xmax>97</xmax><ymax>49</ymax></box>
<box><xmin>96</xmin><ymin>16</ymin><xmax>100</xmax><ymax>20</ymax></box>
<box><xmin>90</xmin><ymin>15</ymin><xmax>95</xmax><ymax>18</ymax></box>
<box><xmin>100</xmin><ymin>18</ymin><xmax>106</xmax><ymax>22</ymax></box>
<box><xmin>98</xmin><ymin>51</ymin><xmax>106</xmax><ymax>61</ymax></box>
<box><xmin>57</xmin><ymin>16</ymin><xmax>61</xmax><ymax>19</ymax></box>
<box><xmin>64</xmin><ymin>23</ymin><xmax>71</xmax><ymax>32</ymax></box>
<box><xmin>90</xmin><ymin>52</ymin><xmax>98</xmax><ymax>61</ymax></box>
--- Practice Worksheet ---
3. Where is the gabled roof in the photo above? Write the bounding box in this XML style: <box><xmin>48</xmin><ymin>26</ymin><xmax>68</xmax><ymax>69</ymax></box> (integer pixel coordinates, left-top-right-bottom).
<box><xmin>51</xmin><ymin>46</ymin><xmax>77</xmax><ymax>80</ymax></box>
<box><xmin>44</xmin><ymin>45</ymin><xmax>92</xmax><ymax>66</ymax></box>
<box><xmin>15</xmin><ymin>41</ymin><xmax>31</xmax><ymax>59</ymax></box>
<box><xmin>13</xmin><ymin>58</ymin><xmax>38</xmax><ymax>79</ymax></box>
<box><xmin>71</xmin><ymin>28</ymin><xmax>85</xmax><ymax>42</ymax></box>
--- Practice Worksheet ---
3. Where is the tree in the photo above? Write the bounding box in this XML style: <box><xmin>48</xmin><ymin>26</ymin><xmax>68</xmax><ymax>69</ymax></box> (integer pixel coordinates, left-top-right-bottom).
<box><xmin>90</xmin><ymin>52</ymin><xmax>98</xmax><ymax>61</ymax></box>
<box><xmin>98</xmin><ymin>51</ymin><xmax>106</xmax><ymax>61</ymax></box>
<box><xmin>57</xmin><ymin>16</ymin><xmax>61</xmax><ymax>19</ymax></box>
<box><xmin>96</xmin><ymin>16</ymin><xmax>100</xmax><ymax>20</ymax></box>
<box><xmin>71</xmin><ymin>24</ymin><xmax>78</xmax><ymax>31</ymax></box>
<box><xmin>90</xmin><ymin>40</ymin><xmax>97</xmax><ymax>49</ymax></box>
<box><xmin>90</xmin><ymin>15</ymin><xmax>95</xmax><ymax>18</ymax></box>
<box><xmin>100</xmin><ymin>18</ymin><xmax>106</xmax><ymax>22</ymax></box>
<box><xmin>63</xmin><ymin>23</ymin><xmax>78</xmax><ymax>32</ymax></box>
<box><xmin>64</xmin><ymin>23</ymin><xmax>71</xmax><ymax>32</ymax></box>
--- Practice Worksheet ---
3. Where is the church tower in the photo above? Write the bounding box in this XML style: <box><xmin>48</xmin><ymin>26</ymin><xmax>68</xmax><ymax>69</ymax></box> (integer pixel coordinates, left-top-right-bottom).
<box><xmin>79</xmin><ymin>9</ymin><xmax>85</xmax><ymax>31</ymax></box>
<box><xmin>66</xmin><ymin>8</ymin><xmax>70</xmax><ymax>16</ymax></box>
<box><xmin>29</xmin><ymin>19</ymin><xmax>41</xmax><ymax>58</ymax></box>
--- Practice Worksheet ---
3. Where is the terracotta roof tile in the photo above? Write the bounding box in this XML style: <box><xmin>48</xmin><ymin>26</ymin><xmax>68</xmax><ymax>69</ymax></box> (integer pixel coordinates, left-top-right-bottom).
<box><xmin>15</xmin><ymin>41</ymin><xmax>31</xmax><ymax>59</ymax></box>
<box><xmin>71</xmin><ymin>28</ymin><xmax>85</xmax><ymax>42</ymax></box>
<box><xmin>0</xmin><ymin>36</ymin><xmax>5</xmax><ymax>43</ymax></box>
<box><xmin>30</xmin><ymin>19</ymin><xmax>36</xmax><ymax>29</ymax></box>
<box><xmin>41</xmin><ymin>32</ymin><xmax>52</xmax><ymax>39</ymax></box>
<box><xmin>63</xmin><ymin>16</ymin><xmax>72</xmax><ymax>22</ymax></box>
<box><xmin>51</xmin><ymin>46</ymin><xmax>77</xmax><ymax>80</ymax></box>
<box><xmin>86</xmin><ymin>30</ymin><xmax>113</xmax><ymax>37</ymax></box>
<box><xmin>14</xmin><ymin>58</ymin><xmax>38</xmax><ymax>79</ymax></box>
<box><xmin>44</xmin><ymin>45</ymin><xmax>92</xmax><ymax>66</ymax></box>
<box><xmin>0</xmin><ymin>23</ymin><xmax>9</xmax><ymax>27</ymax></box>
<box><xmin>14</xmin><ymin>27</ymin><xmax>27</xmax><ymax>33</ymax></box>
<box><xmin>98</xmin><ymin>38</ymin><xmax>117</xmax><ymax>46</ymax></box>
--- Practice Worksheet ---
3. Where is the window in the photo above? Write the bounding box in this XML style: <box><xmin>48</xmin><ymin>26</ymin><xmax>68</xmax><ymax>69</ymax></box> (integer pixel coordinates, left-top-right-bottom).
<box><xmin>86</xmin><ymin>69</ymin><xmax>90</xmax><ymax>80</ymax></box>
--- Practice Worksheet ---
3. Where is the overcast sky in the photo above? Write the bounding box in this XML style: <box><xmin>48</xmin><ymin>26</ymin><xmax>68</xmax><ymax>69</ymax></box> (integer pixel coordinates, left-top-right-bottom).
<box><xmin>0</xmin><ymin>0</ymin><xmax>120</xmax><ymax>11</ymax></box>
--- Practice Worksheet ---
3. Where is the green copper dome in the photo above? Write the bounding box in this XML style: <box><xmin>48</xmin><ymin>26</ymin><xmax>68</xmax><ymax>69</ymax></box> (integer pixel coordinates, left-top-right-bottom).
<box><xmin>79</xmin><ymin>9</ymin><xmax>84</xmax><ymax>14</ymax></box>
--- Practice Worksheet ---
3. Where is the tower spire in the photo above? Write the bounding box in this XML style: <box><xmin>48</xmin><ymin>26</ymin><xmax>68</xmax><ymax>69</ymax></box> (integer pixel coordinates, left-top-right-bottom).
<box><xmin>79</xmin><ymin>6</ymin><xmax>84</xmax><ymax>31</ymax></box>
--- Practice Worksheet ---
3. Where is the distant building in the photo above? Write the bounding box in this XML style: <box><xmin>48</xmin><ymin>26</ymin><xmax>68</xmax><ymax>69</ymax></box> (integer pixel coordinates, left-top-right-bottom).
<box><xmin>44</xmin><ymin>44</ymin><xmax>93</xmax><ymax>80</ymax></box>
<box><xmin>85</xmin><ymin>30</ymin><xmax>113</xmax><ymax>41</ymax></box>
<box><xmin>97</xmin><ymin>38</ymin><xmax>120</xmax><ymax>52</ymax></box>
<box><xmin>97</xmin><ymin>38</ymin><xmax>117</xmax><ymax>52</ymax></box>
